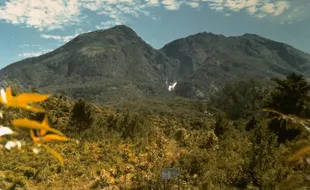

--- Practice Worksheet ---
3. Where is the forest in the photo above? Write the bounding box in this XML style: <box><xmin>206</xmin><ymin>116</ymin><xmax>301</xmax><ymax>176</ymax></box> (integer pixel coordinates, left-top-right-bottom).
<box><xmin>0</xmin><ymin>72</ymin><xmax>310</xmax><ymax>189</ymax></box>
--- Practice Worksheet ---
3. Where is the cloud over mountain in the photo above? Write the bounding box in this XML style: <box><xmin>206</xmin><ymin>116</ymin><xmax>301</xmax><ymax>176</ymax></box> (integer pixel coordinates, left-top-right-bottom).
<box><xmin>0</xmin><ymin>0</ymin><xmax>299</xmax><ymax>32</ymax></box>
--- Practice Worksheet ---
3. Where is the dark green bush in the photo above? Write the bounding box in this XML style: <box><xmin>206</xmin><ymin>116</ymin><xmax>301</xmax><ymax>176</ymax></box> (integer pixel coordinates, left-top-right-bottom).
<box><xmin>209</xmin><ymin>78</ymin><xmax>272</xmax><ymax>120</ymax></box>
<box><xmin>69</xmin><ymin>98</ymin><xmax>93</xmax><ymax>134</ymax></box>
<box><xmin>267</xmin><ymin>72</ymin><xmax>310</xmax><ymax>117</ymax></box>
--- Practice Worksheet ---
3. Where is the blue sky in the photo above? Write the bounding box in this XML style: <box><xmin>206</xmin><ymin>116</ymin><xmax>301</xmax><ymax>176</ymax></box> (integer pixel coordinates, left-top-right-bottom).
<box><xmin>0</xmin><ymin>0</ymin><xmax>309</xmax><ymax>69</ymax></box>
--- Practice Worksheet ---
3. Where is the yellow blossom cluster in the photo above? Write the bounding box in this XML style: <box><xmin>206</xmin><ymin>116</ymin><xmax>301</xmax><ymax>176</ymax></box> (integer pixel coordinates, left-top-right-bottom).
<box><xmin>0</xmin><ymin>87</ymin><xmax>68</xmax><ymax>165</ymax></box>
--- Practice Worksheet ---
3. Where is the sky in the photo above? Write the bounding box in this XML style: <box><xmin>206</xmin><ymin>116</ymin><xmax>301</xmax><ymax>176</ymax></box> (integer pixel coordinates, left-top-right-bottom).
<box><xmin>0</xmin><ymin>0</ymin><xmax>309</xmax><ymax>69</ymax></box>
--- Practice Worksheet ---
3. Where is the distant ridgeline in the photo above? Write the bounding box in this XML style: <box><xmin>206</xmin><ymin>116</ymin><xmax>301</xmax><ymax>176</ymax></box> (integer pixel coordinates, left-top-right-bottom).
<box><xmin>1</xmin><ymin>25</ymin><xmax>310</xmax><ymax>104</ymax></box>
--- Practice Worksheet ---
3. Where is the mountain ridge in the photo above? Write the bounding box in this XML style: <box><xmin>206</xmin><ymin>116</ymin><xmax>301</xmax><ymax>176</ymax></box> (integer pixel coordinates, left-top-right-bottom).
<box><xmin>1</xmin><ymin>25</ymin><xmax>310</xmax><ymax>104</ymax></box>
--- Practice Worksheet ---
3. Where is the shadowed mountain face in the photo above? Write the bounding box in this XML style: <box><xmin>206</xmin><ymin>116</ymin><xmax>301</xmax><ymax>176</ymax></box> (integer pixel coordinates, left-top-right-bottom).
<box><xmin>161</xmin><ymin>32</ymin><xmax>310</xmax><ymax>98</ymax></box>
<box><xmin>1</xmin><ymin>25</ymin><xmax>310</xmax><ymax>104</ymax></box>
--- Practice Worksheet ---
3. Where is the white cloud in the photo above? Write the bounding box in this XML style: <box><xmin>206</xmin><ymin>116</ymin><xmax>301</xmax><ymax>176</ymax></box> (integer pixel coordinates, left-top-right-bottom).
<box><xmin>202</xmin><ymin>0</ymin><xmax>224</xmax><ymax>12</ymax></box>
<box><xmin>95</xmin><ymin>20</ymin><xmax>123</xmax><ymax>29</ymax></box>
<box><xmin>261</xmin><ymin>1</ymin><xmax>290</xmax><ymax>16</ymax></box>
<box><xmin>202</xmin><ymin>0</ymin><xmax>290</xmax><ymax>18</ymax></box>
<box><xmin>247</xmin><ymin>6</ymin><xmax>258</xmax><ymax>15</ymax></box>
<box><xmin>254</xmin><ymin>13</ymin><xmax>266</xmax><ymax>18</ymax></box>
<box><xmin>40</xmin><ymin>34</ymin><xmax>78</xmax><ymax>43</ymax></box>
<box><xmin>0</xmin><ymin>0</ymin><xmax>297</xmax><ymax>32</ymax></box>
<box><xmin>0</xmin><ymin>0</ymin><xmax>81</xmax><ymax>31</ymax></box>
<box><xmin>161</xmin><ymin>0</ymin><xmax>181</xmax><ymax>10</ymax></box>
<box><xmin>40</xmin><ymin>28</ymin><xmax>92</xmax><ymax>42</ymax></box>
<box><xmin>0</xmin><ymin>0</ymin><xmax>202</xmax><ymax>31</ymax></box>
<box><xmin>18</xmin><ymin>49</ymin><xmax>53</xmax><ymax>58</ymax></box>
<box><xmin>225</xmin><ymin>0</ymin><xmax>261</xmax><ymax>12</ymax></box>
<box><xmin>146</xmin><ymin>0</ymin><xmax>159</xmax><ymax>5</ymax></box>
<box><xmin>185</xmin><ymin>1</ymin><xmax>200</xmax><ymax>8</ymax></box>
<box><xmin>152</xmin><ymin>16</ymin><xmax>161</xmax><ymax>20</ymax></box>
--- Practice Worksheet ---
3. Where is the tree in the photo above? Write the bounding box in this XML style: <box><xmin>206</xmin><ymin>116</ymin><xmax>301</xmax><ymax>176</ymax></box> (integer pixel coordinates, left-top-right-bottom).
<box><xmin>267</xmin><ymin>72</ymin><xmax>310</xmax><ymax>116</ymax></box>
<box><xmin>69</xmin><ymin>99</ymin><xmax>93</xmax><ymax>134</ymax></box>
<box><xmin>208</xmin><ymin>79</ymin><xmax>271</xmax><ymax>120</ymax></box>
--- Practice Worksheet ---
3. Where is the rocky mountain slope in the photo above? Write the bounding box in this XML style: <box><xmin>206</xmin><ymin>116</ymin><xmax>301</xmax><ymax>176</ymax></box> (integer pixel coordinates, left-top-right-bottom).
<box><xmin>1</xmin><ymin>25</ymin><xmax>310</xmax><ymax>104</ymax></box>
<box><xmin>161</xmin><ymin>32</ymin><xmax>310</xmax><ymax>98</ymax></box>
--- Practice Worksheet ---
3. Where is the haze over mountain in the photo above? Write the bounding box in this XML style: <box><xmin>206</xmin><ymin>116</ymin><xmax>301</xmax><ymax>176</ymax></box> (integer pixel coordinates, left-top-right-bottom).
<box><xmin>1</xmin><ymin>25</ymin><xmax>310</xmax><ymax>104</ymax></box>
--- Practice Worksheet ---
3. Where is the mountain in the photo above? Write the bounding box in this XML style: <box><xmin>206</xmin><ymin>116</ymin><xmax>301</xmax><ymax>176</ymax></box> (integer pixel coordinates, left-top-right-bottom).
<box><xmin>161</xmin><ymin>32</ymin><xmax>310</xmax><ymax>98</ymax></box>
<box><xmin>0</xmin><ymin>25</ymin><xmax>178</xmax><ymax>104</ymax></box>
<box><xmin>1</xmin><ymin>25</ymin><xmax>310</xmax><ymax>103</ymax></box>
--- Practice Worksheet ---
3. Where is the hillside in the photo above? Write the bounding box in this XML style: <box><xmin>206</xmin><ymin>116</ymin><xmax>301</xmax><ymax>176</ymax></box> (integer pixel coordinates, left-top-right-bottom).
<box><xmin>1</xmin><ymin>25</ymin><xmax>310</xmax><ymax>103</ymax></box>
<box><xmin>0</xmin><ymin>88</ymin><xmax>310</xmax><ymax>189</ymax></box>
<box><xmin>0</xmin><ymin>25</ymin><xmax>178</xmax><ymax>104</ymax></box>
<box><xmin>161</xmin><ymin>32</ymin><xmax>310</xmax><ymax>98</ymax></box>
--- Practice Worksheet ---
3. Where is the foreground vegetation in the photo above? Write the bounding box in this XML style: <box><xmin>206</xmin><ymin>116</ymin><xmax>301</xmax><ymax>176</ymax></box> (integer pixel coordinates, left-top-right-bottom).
<box><xmin>1</xmin><ymin>73</ymin><xmax>310</xmax><ymax>189</ymax></box>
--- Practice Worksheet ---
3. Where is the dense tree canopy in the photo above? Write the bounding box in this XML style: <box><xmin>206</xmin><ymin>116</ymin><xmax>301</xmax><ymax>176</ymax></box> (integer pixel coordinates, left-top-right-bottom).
<box><xmin>267</xmin><ymin>72</ymin><xmax>310</xmax><ymax>117</ymax></box>
<box><xmin>208</xmin><ymin>79</ymin><xmax>272</xmax><ymax>120</ymax></box>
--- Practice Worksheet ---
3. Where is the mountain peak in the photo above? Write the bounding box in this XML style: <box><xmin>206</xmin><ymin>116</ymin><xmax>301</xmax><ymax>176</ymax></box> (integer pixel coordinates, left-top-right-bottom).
<box><xmin>240</xmin><ymin>33</ymin><xmax>267</xmax><ymax>40</ymax></box>
<box><xmin>54</xmin><ymin>24</ymin><xmax>143</xmax><ymax>54</ymax></box>
<box><xmin>110</xmin><ymin>24</ymin><xmax>135</xmax><ymax>32</ymax></box>
<box><xmin>242</xmin><ymin>33</ymin><xmax>260</xmax><ymax>36</ymax></box>
<box><xmin>80</xmin><ymin>24</ymin><xmax>138</xmax><ymax>39</ymax></box>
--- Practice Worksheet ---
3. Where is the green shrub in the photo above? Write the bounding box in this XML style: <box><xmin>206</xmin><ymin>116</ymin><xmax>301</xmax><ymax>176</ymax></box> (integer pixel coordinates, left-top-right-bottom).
<box><xmin>267</xmin><ymin>72</ymin><xmax>310</xmax><ymax>117</ymax></box>
<box><xmin>209</xmin><ymin>79</ymin><xmax>272</xmax><ymax>120</ymax></box>
<box><xmin>69</xmin><ymin>98</ymin><xmax>93</xmax><ymax>134</ymax></box>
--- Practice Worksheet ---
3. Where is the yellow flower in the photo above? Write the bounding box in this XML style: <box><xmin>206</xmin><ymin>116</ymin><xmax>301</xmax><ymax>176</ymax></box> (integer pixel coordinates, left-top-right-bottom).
<box><xmin>30</xmin><ymin>130</ymin><xmax>68</xmax><ymax>144</ymax></box>
<box><xmin>12</xmin><ymin>115</ymin><xmax>68</xmax><ymax>165</ymax></box>
<box><xmin>12</xmin><ymin>115</ymin><xmax>64</xmax><ymax>136</ymax></box>
<box><xmin>0</xmin><ymin>87</ymin><xmax>68</xmax><ymax>166</ymax></box>
<box><xmin>41</xmin><ymin>144</ymin><xmax>65</xmax><ymax>166</ymax></box>
<box><xmin>0</xmin><ymin>88</ymin><xmax>49</xmax><ymax>112</ymax></box>
<box><xmin>289</xmin><ymin>146</ymin><xmax>310</xmax><ymax>162</ymax></box>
